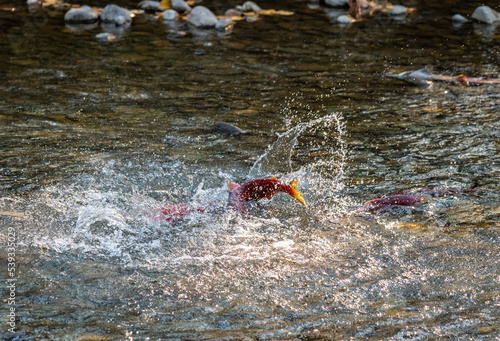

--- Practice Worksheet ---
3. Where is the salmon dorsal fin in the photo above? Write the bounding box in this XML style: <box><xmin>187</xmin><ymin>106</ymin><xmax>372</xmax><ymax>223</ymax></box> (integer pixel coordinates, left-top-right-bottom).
<box><xmin>227</xmin><ymin>179</ymin><xmax>240</xmax><ymax>192</ymax></box>
<box><xmin>290</xmin><ymin>178</ymin><xmax>299</xmax><ymax>189</ymax></box>
<box><xmin>269</xmin><ymin>176</ymin><xmax>278</xmax><ymax>181</ymax></box>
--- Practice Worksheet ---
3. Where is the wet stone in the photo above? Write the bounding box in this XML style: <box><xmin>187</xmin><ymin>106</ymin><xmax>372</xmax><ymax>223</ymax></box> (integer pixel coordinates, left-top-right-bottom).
<box><xmin>213</xmin><ymin>122</ymin><xmax>246</xmax><ymax>135</ymax></box>
<box><xmin>187</xmin><ymin>6</ymin><xmax>218</xmax><ymax>28</ymax></box>
<box><xmin>138</xmin><ymin>1</ymin><xmax>161</xmax><ymax>12</ymax></box>
<box><xmin>225</xmin><ymin>9</ymin><xmax>244</xmax><ymax>18</ymax></box>
<box><xmin>471</xmin><ymin>6</ymin><xmax>500</xmax><ymax>24</ymax></box>
<box><xmin>101</xmin><ymin>4</ymin><xmax>132</xmax><ymax>25</ymax></box>
<box><xmin>237</xmin><ymin>1</ymin><xmax>262</xmax><ymax>13</ymax></box>
<box><xmin>452</xmin><ymin>14</ymin><xmax>468</xmax><ymax>24</ymax></box>
<box><xmin>388</xmin><ymin>5</ymin><xmax>408</xmax><ymax>16</ymax></box>
<box><xmin>337</xmin><ymin>15</ymin><xmax>354</xmax><ymax>25</ymax></box>
<box><xmin>163</xmin><ymin>9</ymin><xmax>179</xmax><ymax>21</ymax></box>
<box><xmin>95</xmin><ymin>32</ymin><xmax>119</xmax><ymax>43</ymax></box>
<box><xmin>171</xmin><ymin>0</ymin><xmax>191</xmax><ymax>13</ymax></box>
<box><xmin>64</xmin><ymin>5</ymin><xmax>99</xmax><ymax>23</ymax></box>
<box><xmin>216</xmin><ymin>18</ymin><xmax>233</xmax><ymax>31</ymax></box>
<box><xmin>325</xmin><ymin>0</ymin><xmax>348</xmax><ymax>7</ymax></box>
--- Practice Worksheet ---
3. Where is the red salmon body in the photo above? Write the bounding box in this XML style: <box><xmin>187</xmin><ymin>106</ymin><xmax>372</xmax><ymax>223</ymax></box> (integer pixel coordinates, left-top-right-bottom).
<box><xmin>389</xmin><ymin>187</ymin><xmax>481</xmax><ymax>197</ymax></box>
<box><xmin>159</xmin><ymin>203</ymin><xmax>210</xmax><ymax>222</ymax></box>
<box><xmin>228</xmin><ymin>178</ymin><xmax>305</xmax><ymax>214</ymax></box>
<box><xmin>363</xmin><ymin>195</ymin><xmax>426</xmax><ymax>212</ymax></box>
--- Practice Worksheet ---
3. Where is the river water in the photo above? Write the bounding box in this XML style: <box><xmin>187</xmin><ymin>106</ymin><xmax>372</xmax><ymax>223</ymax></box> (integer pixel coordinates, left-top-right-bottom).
<box><xmin>1</xmin><ymin>0</ymin><xmax>499</xmax><ymax>339</ymax></box>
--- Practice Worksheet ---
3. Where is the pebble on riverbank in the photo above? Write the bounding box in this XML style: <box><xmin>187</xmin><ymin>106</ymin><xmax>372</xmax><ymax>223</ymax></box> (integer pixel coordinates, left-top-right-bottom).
<box><xmin>171</xmin><ymin>0</ymin><xmax>191</xmax><ymax>13</ymax></box>
<box><xmin>325</xmin><ymin>0</ymin><xmax>348</xmax><ymax>8</ymax></box>
<box><xmin>100</xmin><ymin>4</ymin><xmax>132</xmax><ymax>25</ymax></box>
<box><xmin>187</xmin><ymin>6</ymin><xmax>218</xmax><ymax>28</ymax></box>
<box><xmin>138</xmin><ymin>1</ymin><xmax>161</xmax><ymax>12</ymax></box>
<box><xmin>162</xmin><ymin>9</ymin><xmax>179</xmax><ymax>21</ymax></box>
<box><xmin>336</xmin><ymin>14</ymin><xmax>354</xmax><ymax>25</ymax></box>
<box><xmin>237</xmin><ymin>1</ymin><xmax>262</xmax><ymax>14</ymax></box>
<box><xmin>471</xmin><ymin>6</ymin><xmax>500</xmax><ymax>24</ymax></box>
<box><xmin>216</xmin><ymin>18</ymin><xmax>234</xmax><ymax>31</ymax></box>
<box><xmin>452</xmin><ymin>14</ymin><xmax>468</xmax><ymax>25</ymax></box>
<box><xmin>64</xmin><ymin>5</ymin><xmax>99</xmax><ymax>23</ymax></box>
<box><xmin>95</xmin><ymin>32</ymin><xmax>119</xmax><ymax>43</ymax></box>
<box><xmin>388</xmin><ymin>5</ymin><xmax>408</xmax><ymax>17</ymax></box>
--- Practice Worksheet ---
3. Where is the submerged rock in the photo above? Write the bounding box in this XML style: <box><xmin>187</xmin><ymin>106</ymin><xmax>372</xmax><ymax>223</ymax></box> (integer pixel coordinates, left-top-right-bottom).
<box><xmin>213</xmin><ymin>122</ymin><xmax>246</xmax><ymax>135</ymax></box>
<box><xmin>225</xmin><ymin>9</ymin><xmax>244</xmax><ymax>18</ymax></box>
<box><xmin>162</xmin><ymin>9</ymin><xmax>179</xmax><ymax>21</ymax></box>
<box><xmin>471</xmin><ymin>6</ymin><xmax>500</xmax><ymax>24</ymax></box>
<box><xmin>138</xmin><ymin>1</ymin><xmax>161</xmax><ymax>12</ymax></box>
<box><xmin>216</xmin><ymin>18</ymin><xmax>233</xmax><ymax>31</ymax></box>
<box><xmin>101</xmin><ymin>4</ymin><xmax>132</xmax><ymax>25</ymax></box>
<box><xmin>171</xmin><ymin>0</ymin><xmax>191</xmax><ymax>13</ymax></box>
<box><xmin>95</xmin><ymin>32</ymin><xmax>119</xmax><ymax>43</ymax></box>
<box><xmin>237</xmin><ymin>1</ymin><xmax>261</xmax><ymax>13</ymax></box>
<box><xmin>187</xmin><ymin>6</ymin><xmax>218</xmax><ymax>28</ymax></box>
<box><xmin>64</xmin><ymin>5</ymin><xmax>99</xmax><ymax>23</ymax></box>
<box><xmin>325</xmin><ymin>0</ymin><xmax>348</xmax><ymax>7</ymax></box>
<box><xmin>452</xmin><ymin>14</ymin><xmax>468</xmax><ymax>24</ymax></box>
<box><xmin>336</xmin><ymin>15</ymin><xmax>354</xmax><ymax>25</ymax></box>
<box><xmin>388</xmin><ymin>5</ymin><xmax>408</xmax><ymax>16</ymax></box>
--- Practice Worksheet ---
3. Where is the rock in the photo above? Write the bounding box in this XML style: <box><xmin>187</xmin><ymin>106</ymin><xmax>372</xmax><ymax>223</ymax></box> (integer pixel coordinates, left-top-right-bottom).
<box><xmin>452</xmin><ymin>14</ymin><xmax>468</xmax><ymax>24</ymax></box>
<box><xmin>325</xmin><ymin>0</ymin><xmax>348</xmax><ymax>8</ymax></box>
<box><xmin>101</xmin><ymin>4</ymin><xmax>132</xmax><ymax>25</ymax></box>
<box><xmin>95</xmin><ymin>32</ymin><xmax>118</xmax><ymax>43</ymax></box>
<box><xmin>336</xmin><ymin>15</ymin><xmax>354</xmax><ymax>25</ymax></box>
<box><xmin>213</xmin><ymin>122</ymin><xmax>246</xmax><ymax>135</ymax></box>
<box><xmin>171</xmin><ymin>0</ymin><xmax>191</xmax><ymax>13</ymax></box>
<box><xmin>138</xmin><ymin>1</ymin><xmax>160</xmax><ymax>12</ymax></box>
<box><xmin>187</xmin><ymin>6</ymin><xmax>218</xmax><ymax>28</ymax></box>
<box><xmin>471</xmin><ymin>6</ymin><xmax>500</xmax><ymax>24</ymax></box>
<box><xmin>388</xmin><ymin>5</ymin><xmax>408</xmax><ymax>16</ymax></box>
<box><xmin>64</xmin><ymin>5</ymin><xmax>99</xmax><ymax>23</ymax></box>
<box><xmin>162</xmin><ymin>9</ymin><xmax>179</xmax><ymax>21</ymax></box>
<box><xmin>225</xmin><ymin>9</ymin><xmax>244</xmax><ymax>18</ymax></box>
<box><xmin>237</xmin><ymin>1</ymin><xmax>261</xmax><ymax>13</ymax></box>
<box><xmin>216</xmin><ymin>18</ymin><xmax>233</xmax><ymax>31</ymax></box>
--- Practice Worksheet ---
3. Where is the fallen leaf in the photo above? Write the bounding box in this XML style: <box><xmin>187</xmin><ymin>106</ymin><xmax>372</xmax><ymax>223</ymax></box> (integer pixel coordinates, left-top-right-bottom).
<box><xmin>42</xmin><ymin>0</ymin><xmax>63</xmax><ymax>7</ymax></box>
<box><xmin>159</xmin><ymin>0</ymin><xmax>171</xmax><ymax>10</ymax></box>
<box><xmin>260</xmin><ymin>9</ymin><xmax>295</xmax><ymax>16</ymax></box>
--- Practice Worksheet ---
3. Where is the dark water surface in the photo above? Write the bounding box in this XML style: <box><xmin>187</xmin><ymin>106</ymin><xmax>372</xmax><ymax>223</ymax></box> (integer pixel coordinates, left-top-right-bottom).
<box><xmin>1</xmin><ymin>0</ymin><xmax>499</xmax><ymax>340</ymax></box>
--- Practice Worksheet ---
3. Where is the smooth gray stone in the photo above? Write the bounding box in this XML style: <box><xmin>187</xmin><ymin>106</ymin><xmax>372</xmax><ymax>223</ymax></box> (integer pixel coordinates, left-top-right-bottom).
<box><xmin>452</xmin><ymin>14</ymin><xmax>468</xmax><ymax>24</ymax></box>
<box><xmin>388</xmin><ymin>5</ymin><xmax>408</xmax><ymax>16</ymax></box>
<box><xmin>162</xmin><ymin>9</ymin><xmax>178</xmax><ymax>21</ymax></box>
<box><xmin>64</xmin><ymin>5</ymin><xmax>99</xmax><ymax>23</ymax></box>
<box><xmin>187</xmin><ymin>6</ymin><xmax>218</xmax><ymax>28</ymax></box>
<box><xmin>213</xmin><ymin>122</ymin><xmax>246</xmax><ymax>135</ymax></box>
<box><xmin>325</xmin><ymin>0</ymin><xmax>348</xmax><ymax>8</ymax></box>
<box><xmin>171</xmin><ymin>0</ymin><xmax>191</xmax><ymax>13</ymax></box>
<box><xmin>138</xmin><ymin>1</ymin><xmax>160</xmax><ymax>12</ymax></box>
<box><xmin>237</xmin><ymin>1</ymin><xmax>261</xmax><ymax>13</ymax></box>
<box><xmin>471</xmin><ymin>6</ymin><xmax>500</xmax><ymax>24</ymax></box>
<box><xmin>101</xmin><ymin>4</ymin><xmax>132</xmax><ymax>25</ymax></box>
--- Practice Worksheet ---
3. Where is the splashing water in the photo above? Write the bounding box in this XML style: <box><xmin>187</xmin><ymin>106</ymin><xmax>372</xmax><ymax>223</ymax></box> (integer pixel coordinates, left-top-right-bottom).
<box><xmin>10</xmin><ymin>110</ymin><xmax>350</xmax><ymax>264</ymax></box>
<box><xmin>249</xmin><ymin>111</ymin><xmax>350</xmax><ymax>213</ymax></box>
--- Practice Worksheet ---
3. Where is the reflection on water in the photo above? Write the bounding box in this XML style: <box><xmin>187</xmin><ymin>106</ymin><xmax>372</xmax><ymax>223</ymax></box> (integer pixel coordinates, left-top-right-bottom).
<box><xmin>1</xmin><ymin>0</ymin><xmax>499</xmax><ymax>339</ymax></box>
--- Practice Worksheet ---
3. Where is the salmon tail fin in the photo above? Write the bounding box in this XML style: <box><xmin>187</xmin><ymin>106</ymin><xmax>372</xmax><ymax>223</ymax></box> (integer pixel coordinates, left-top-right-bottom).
<box><xmin>289</xmin><ymin>178</ymin><xmax>306</xmax><ymax>207</ymax></box>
